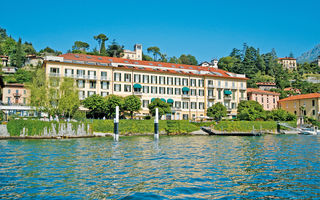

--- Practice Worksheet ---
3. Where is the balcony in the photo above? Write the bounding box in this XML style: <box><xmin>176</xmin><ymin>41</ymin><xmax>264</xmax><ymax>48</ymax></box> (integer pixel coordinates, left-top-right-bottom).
<box><xmin>227</xmin><ymin>107</ymin><xmax>233</xmax><ymax>112</ymax></box>
<box><xmin>134</xmin><ymin>91</ymin><xmax>143</xmax><ymax>96</ymax></box>
<box><xmin>182</xmin><ymin>94</ymin><xmax>190</xmax><ymax>98</ymax></box>
<box><xmin>75</xmin><ymin>75</ymin><xmax>86</xmax><ymax>79</ymax></box>
<box><xmin>208</xmin><ymin>96</ymin><xmax>216</xmax><ymax>100</ymax></box>
<box><xmin>239</xmin><ymin>97</ymin><xmax>247</xmax><ymax>101</ymax></box>
<box><xmin>49</xmin><ymin>73</ymin><xmax>60</xmax><ymax>77</ymax></box>
<box><xmin>101</xmin><ymin>76</ymin><xmax>110</xmax><ymax>81</ymax></box>
<box><xmin>65</xmin><ymin>74</ymin><xmax>75</xmax><ymax>78</ymax></box>
<box><xmin>171</xmin><ymin>107</ymin><xmax>182</xmax><ymax>112</ymax></box>
<box><xmin>87</xmin><ymin>75</ymin><xmax>97</xmax><ymax>80</ymax></box>
<box><xmin>239</xmin><ymin>87</ymin><xmax>246</xmax><ymax>90</ymax></box>
<box><xmin>207</xmin><ymin>84</ymin><xmax>215</xmax><ymax>88</ymax></box>
<box><xmin>13</xmin><ymin>93</ymin><xmax>21</xmax><ymax>97</ymax></box>
<box><xmin>224</xmin><ymin>96</ymin><xmax>232</xmax><ymax>101</ymax></box>
<box><xmin>216</xmin><ymin>85</ymin><xmax>224</xmax><ymax>89</ymax></box>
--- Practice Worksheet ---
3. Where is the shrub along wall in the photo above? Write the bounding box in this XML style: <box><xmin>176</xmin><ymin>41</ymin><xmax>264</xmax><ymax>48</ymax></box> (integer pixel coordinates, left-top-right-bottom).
<box><xmin>92</xmin><ymin>120</ymin><xmax>200</xmax><ymax>134</ymax></box>
<box><xmin>7</xmin><ymin>120</ymin><xmax>91</xmax><ymax>136</ymax></box>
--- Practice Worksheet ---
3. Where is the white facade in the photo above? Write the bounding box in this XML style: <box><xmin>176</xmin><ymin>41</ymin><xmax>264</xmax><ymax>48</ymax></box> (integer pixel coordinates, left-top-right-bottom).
<box><xmin>122</xmin><ymin>44</ymin><xmax>142</xmax><ymax>60</ymax></box>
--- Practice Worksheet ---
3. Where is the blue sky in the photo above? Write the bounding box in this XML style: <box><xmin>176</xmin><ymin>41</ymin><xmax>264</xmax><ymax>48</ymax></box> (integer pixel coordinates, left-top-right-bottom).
<box><xmin>1</xmin><ymin>0</ymin><xmax>320</xmax><ymax>62</ymax></box>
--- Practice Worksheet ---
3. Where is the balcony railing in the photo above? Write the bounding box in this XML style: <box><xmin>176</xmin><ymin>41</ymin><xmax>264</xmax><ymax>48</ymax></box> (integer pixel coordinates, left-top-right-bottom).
<box><xmin>87</xmin><ymin>75</ymin><xmax>97</xmax><ymax>80</ymax></box>
<box><xmin>13</xmin><ymin>93</ymin><xmax>21</xmax><ymax>97</ymax></box>
<box><xmin>49</xmin><ymin>73</ymin><xmax>60</xmax><ymax>77</ymax></box>
<box><xmin>75</xmin><ymin>74</ymin><xmax>86</xmax><ymax>79</ymax></box>
<box><xmin>134</xmin><ymin>91</ymin><xmax>142</xmax><ymax>95</ymax></box>
<box><xmin>207</xmin><ymin>84</ymin><xmax>215</xmax><ymax>88</ymax></box>
<box><xmin>101</xmin><ymin>76</ymin><xmax>110</xmax><ymax>81</ymax></box>
<box><xmin>239</xmin><ymin>97</ymin><xmax>247</xmax><ymax>101</ymax></box>
<box><xmin>224</xmin><ymin>96</ymin><xmax>232</xmax><ymax>101</ymax></box>
<box><xmin>208</xmin><ymin>96</ymin><xmax>216</xmax><ymax>100</ymax></box>
<box><xmin>182</xmin><ymin>94</ymin><xmax>190</xmax><ymax>98</ymax></box>
<box><xmin>171</xmin><ymin>107</ymin><xmax>182</xmax><ymax>112</ymax></box>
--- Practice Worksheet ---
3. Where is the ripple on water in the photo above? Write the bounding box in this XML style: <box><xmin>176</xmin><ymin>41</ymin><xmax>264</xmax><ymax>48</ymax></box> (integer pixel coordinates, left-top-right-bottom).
<box><xmin>0</xmin><ymin>135</ymin><xmax>319</xmax><ymax>199</ymax></box>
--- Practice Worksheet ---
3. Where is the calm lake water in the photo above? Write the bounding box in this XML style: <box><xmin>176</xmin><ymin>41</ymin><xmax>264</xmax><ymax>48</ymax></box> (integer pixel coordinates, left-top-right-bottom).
<box><xmin>0</xmin><ymin>135</ymin><xmax>319</xmax><ymax>199</ymax></box>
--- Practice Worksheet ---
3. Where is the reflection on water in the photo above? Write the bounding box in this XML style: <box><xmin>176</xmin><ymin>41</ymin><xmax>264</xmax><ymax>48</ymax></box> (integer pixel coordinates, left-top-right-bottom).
<box><xmin>0</xmin><ymin>135</ymin><xmax>319</xmax><ymax>199</ymax></box>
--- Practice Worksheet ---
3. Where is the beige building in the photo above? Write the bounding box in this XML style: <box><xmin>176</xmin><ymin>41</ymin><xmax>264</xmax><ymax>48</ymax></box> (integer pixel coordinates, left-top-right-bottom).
<box><xmin>278</xmin><ymin>57</ymin><xmax>297</xmax><ymax>70</ymax></box>
<box><xmin>24</xmin><ymin>54</ymin><xmax>43</xmax><ymax>67</ymax></box>
<box><xmin>279</xmin><ymin>93</ymin><xmax>320</xmax><ymax>121</ymax></box>
<box><xmin>2</xmin><ymin>83</ymin><xmax>29</xmax><ymax>105</ymax></box>
<box><xmin>247</xmin><ymin>88</ymin><xmax>280</xmax><ymax>111</ymax></box>
<box><xmin>256</xmin><ymin>82</ymin><xmax>277</xmax><ymax>91</ymax></box>
<box><xmin>122</xmin><ymin>44</ymin><xmax>142</xmax><ymax>60</ymax></box>
<box><xmin>43</xmin><ymin>53</ymin><xmax>248</xmax><ymax>120</ymax></box>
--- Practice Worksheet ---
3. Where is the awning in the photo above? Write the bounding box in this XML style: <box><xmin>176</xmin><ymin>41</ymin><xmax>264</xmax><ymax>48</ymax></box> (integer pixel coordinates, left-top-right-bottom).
<box><xmin>224</xmin><ymin>90</ymin><xmax>232</xmax><ymax>95</ymax></box>
<box><xmin>167</xmin><ymin>99</ymin><xmax>174</xmax><ymax>103</ymax></box>
<box><xmin>160</xmin><ymin>98</ymin><xmax>166</xmax><ymax>102</ymax></box>
<box><xmin>133</xmin><ymin>83</ymin><xmax>142</xmax><ymax>89</ymax></box>
<box><xmin>151</xmin><ymin>98</ymin><xmax>156</xmax><ymax>102</ymax></box>
<box><xmin>182</xmin><ymin>87</ymin><xmax>190</xmax><ymax>92</ymax></box>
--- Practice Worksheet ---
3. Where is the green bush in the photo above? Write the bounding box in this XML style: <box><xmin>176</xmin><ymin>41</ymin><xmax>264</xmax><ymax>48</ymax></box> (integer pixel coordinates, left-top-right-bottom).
<box><xmin>7</xmin><ymin>119</ymin><xmax>90</xmax><ymax>136</ymax></box>
<box><xmin>166</xmin><ymin>120</ymin><xmax>199</xmax><ymax>134</ymax></box>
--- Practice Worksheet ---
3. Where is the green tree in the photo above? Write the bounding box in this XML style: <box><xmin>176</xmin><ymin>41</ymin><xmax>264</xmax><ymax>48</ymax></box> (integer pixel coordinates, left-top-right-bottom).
<box><xmin>94</xmin><ymin>33</ymin><xmax>108</xmax><ymax>55</ymax></box>
<box><xmin>147</xmin><ymin>46</ymin><xmax>161</xmax><ymax>60</ymax></box>
<box><xmin>148</xmin><ymin>98</ymin><xmax>171</xmax><ymax>119</ymax></box>
<box><xmin>207</xmin><ymin>103</ymin><xmax>227</xmax><ymax>121</ymax></box>
<box><xmin>124</xmin><ymin>95</ymin><xmax>141</xmax><ymax>119</ymax></box>
<box><xmin>39</xmin><ymin>46</ymin><xmax>61</xmax><ymax>56</ymax></box>
<box><xmin>142</xmin><ymin>53</ymin><xmax>153</xmax><ymax>61</ymax></box>
<box><xmin>269</xmin><ymin>109</ymin><xmax>296</xmax><ymax>121</ymax></box>
<box><xmin>105</xmin><ymin>95</ymin><xmax>125</xmax><ymax>119</ymax></box>
<box><xmin>72</xmin><ymin>41</ymin><xmax>90</xmax><ymax>52</ymax></box>
<box><xmin>83</xmin><ymin>94</ymin><xmax>108</xmax><ymax>119</ymax></box>
<box><xmin>179</xmin><ymin>54</ymin><xmax>198</xmax><ymax>65</ymax></box>
<box><xmin>23</xmin><ymin>42</ymin><xmax>36</xmax><ymax>55</ymax></box>
<box><xmin>14</xmin><ymin>38</ymin><xmax>24</xmax><ymax>68</ymax></box>
<box><xmin>28</xmin><ymin>69</ymin><xmax>48</xmax><ymax>114</ymax></box>
<box><xmin>237</xmin><ymin>100</ymin><xmax>265</xmax><ymax>121</ymax></box>
<box><xmin>218</xmin><ymin>56</ymin><xmax>242</xmax><ymax>72</ymax></box>
<box><xmin>106</xmin><ymin>40</ymin><xmax>124</xmax><ymax>57</ymax></box>
<box><xmin>58</xmin><ymin>78</ymin><xmax>80</xmax><ymax>118</ymax></box>
<box><xmin>168</xmin><ymin>56</ymin><xmax>179</xmax><ymax>63</ymax></box>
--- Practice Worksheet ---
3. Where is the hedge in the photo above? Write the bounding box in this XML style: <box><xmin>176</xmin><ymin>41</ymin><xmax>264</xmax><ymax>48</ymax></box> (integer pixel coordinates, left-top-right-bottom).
<box><xmin>7</xmin><ymin>120</ymin><xmax>90</xmax><ymax>136</ymax></box>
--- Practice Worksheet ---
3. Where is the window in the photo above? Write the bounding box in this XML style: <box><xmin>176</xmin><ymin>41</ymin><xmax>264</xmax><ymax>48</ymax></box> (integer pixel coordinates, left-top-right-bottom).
<box><xmin>190</xmin><ymin>79</ymin><xmax>196</xmax><ymax>87</ymax></box>
<box><xmin>79</xmin><ymin>91</ymin><xmax>85</xmax><ymax>99</ymax></box>
<box><xmin>313</xmin><ymin>110</ymin><xmax>316</xmax><ymax>115</ymax></box>
<box><xmin>208</xmin><ymin>89</ymin><xmax>213</xmax><ymax>97</ymax></box>
<box><xmin>143</xmin><ymin>75</ymin><xmax>149</xmax><ymax>83</ymax></box>
<box><xmin>151</xmin><ymin>76</ymin><xmax>157</xmax><ymax>84</ymax></box>
<box><xmin>167</xmin><ymin>87</ymin><xmax>173</xmax><ymax>95</ymax></box>
<box><xmin>159</xmin><ymin>87</ymin><xmax>165</xmax><ymax>94</ymax></box>
<box><xmin>183</xmin><ymin>102</ymin><xmax>189</xmax><ymax>109</ymax></box>
<box><xmin>225</xmin><ymin>81</ymin><xmax>228</xmax><ymax>88</ymax></box>
<box><xmin>114</xmin><ymin>73</ymin><xmax>121</xmax><ymax>82</ymax></box>
<box><xmin>241</xmin><ymin>91</ymin><xmax>244</xmax><ymax>98</ymax></box>
<box><xmin>143</xmin><ymin>86</ymin><xmax>149</xmax><ymax>93</ymax></box>
<box><xmin>77</xmin><ymin>80</ymin><xmax>85</xmax><ymax>88</ymax></box>
<box><xmin>175</xmin><ymin>78</ymin><xmax>181</xmax><ymax>86</ymax></box>
<box><xmin>134</xmin><ymin>74</ymin><xmax>141</xmax><ymax>82</ymax></box>
<box><xmin>151</xmin><ymin>86</ymin><xmax>157</xmax><ymax>94</ymax></box>
<box><xmin>77</xmin><ymin>70</ymin><xmax>85</xmax><ymax>78</ymax></box>
<box><xmin>312</xmin><ymin>100</ymin><xmax>315</xmax><ymax>107</ymax></box>
<box><xmin>23</xmin><ymin>98</ymin><xmax>26</xmax><ymax>104</ymax></box>
<box><xmin>191</xmin><ymin>102</ymin><xmax>197</xmax><ymax>109</ymax></box>
<box><xmin>167</xmin><ymin>77</ymin><xmax>173</xmax><ymax>85</ymax></box>
<box><xmin>159</xmin><ymin>76</ymin><xmax>165</xmax><ymax>84</ymax></box>
<box><xmin>175</xmin><ymin>101</ymin><xmax>181</xmax><ymax>108</ymax></box>
<box><xmin>24</xmin><ymin>90</ymin><xmax>26</xmax><ymax>95</ymax></box>
<box><xmin>218</xmin><ymin>90</ymin><xmax>222</xmax><ymax>99</ymax></box>
<box><xmin>218</xmin><ymin>81</ymin><xmax>221</xmax><ymax>87</ymax></box>
<box><xmin>232</xmin><ymin>82</ymin><xmax>235</xmax><ymax>88</ymax></box>
<box><xmin>124</xmin><ymin>85</ymin><xmax>131</xmax><ymax>92</ymax></box>
<box><xmin>16</xmin><ymin>89</ymin><xmax>18</xmax><ymax>94</ymax></box>
<box><xmin>232</xmin><ymin>91</ymin><xmax>235</xmax><ymax>100</ymax></box>
<box><xmin>199</xmin><ymin>102</ymin><xmax>204</xmax><ymax>110</ymax></box>
<box><xmin>50</xmin><ymin>67</ymin><xmax>60</xmax><ymax>74</ymax></box>
<box><xmin>101</xmin><ymin>71</ymin><xmax>107</xmax><ymax>79</ymax></box>
<box><xmin>241</xmin><ymin>82</ymin><xmax>244</xmax><ymax>89</ymax></box>
<box><xmin>88</xmin><ymin>70</ymin><xmax>96</xmax><ymax>79</ymax></box>
<box><xmin>8</xmin><ymin>89</ymin><xmax>11</xmax><ymax>94</ymax></box>
<box><xmin>175</xmin><ymin>88</ymin><xmax>181</xmax><ymax>95</ymax></box>
<box><xmin>274</xmin><ymin>98</ymin><xmax>276</xmax><ymax>104</ymax></box>
<box><xmin>101</xmin><ymin>81</ymin><xmax>109</xmax><ymax>90</ymax></box>
<box><xmin>191</xmin><ymin>89</ymin><xmax>197</xmax><ymax>96</ymax></box>
<box><xmin>262</xmin><ymin>96</ymin><xmax>264</xmax><ymax>103</ymax></box>
<box><xmin>198</xmin><ymin>79</ymin><xmax>204</xmax><ymax>87</ymax></box>
<box><xmin>232</xmin><ymin>103</ymin><xmax>236</xmax><ymax>109</ymax></box>
<box><xmin>89</xmin><ymin>81</ymin><xmax>96</xmax><ymax>89</ymax></box>
<box><xmin>88</xmin><ymin>91</ymin><xmax>96</xmax><ymax>97</ymax></box>
<box><xmin>114</xmin><ymin>84</ymin><xmax>121</xmax><ymax>92</ymax></box>
<box><xmin>7</xmin><ymin>97</ymin><xmax>11</xmax><ymax>104</ymax></box>
<box><xmin>124</xmin><ymin>73</ymin><xmax>131</xmax><ymax>82</ymax></box>
<box><xmin>198</xmin><ymin>89</ymin><xmax>204</xmax><ymax>96</ymax></box>
<box><xmin>101</xmin><ymin>92</ymin><xmax>109</xmax><ymax>97</ymax></box>
<box><xmin>143</xmin><ymin>100</ymin><xmax>149</xmax><ymax>108</ymax></box>
<box><xmin>182</xmin><ymin>78</ymin><xmax>188</xmax><ymax>86</ymax></box>
<box><xmin>208</xmin><ymin>80</ymin><xmax>213</xmax><ymax>86</ymax></box>
<box><xmin>183</xmin><ymin>114</ymin><xmax>189</xmax><ymax>120</ymax></box>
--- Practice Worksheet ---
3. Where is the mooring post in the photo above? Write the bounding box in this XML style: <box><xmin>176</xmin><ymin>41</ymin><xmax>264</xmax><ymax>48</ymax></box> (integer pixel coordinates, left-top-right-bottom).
<box><xmin>314</xmin><ymin>126</ymin><xmax>318</xmax><ymax>135</ymax></box>
<box><xmin>114</xmin><ymin>106</ymin><xmax>119</xmax><ymax>141</ymax></box>
<box><xmin>277</xmin><ymin>122</ymin><xmax>281</xmax><ymax>134</ymax></box>
<box><xmin>154</xmin><ymin>108</ymin><xmax>159</xmax><ymax>140</ymax></box>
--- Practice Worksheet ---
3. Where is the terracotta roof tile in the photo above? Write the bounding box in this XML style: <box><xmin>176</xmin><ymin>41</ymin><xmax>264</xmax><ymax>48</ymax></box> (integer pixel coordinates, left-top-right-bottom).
<box><xmin>247</xmin><ymin>88</ymin><xmax>280</xmax><ymax>96</ymax></box>
<box><xmin>279</xmin><ymin>93</ymin><xmax>320</xmax><ymax>102</ymax></box>
<box><xmin>57</xmin><ymin>53</ymin><xmax>248</xmax><ymax>80</ymax></box>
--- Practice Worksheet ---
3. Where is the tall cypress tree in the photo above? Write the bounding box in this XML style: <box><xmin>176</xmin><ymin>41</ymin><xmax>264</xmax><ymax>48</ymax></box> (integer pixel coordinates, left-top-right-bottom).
<box><xmin>15</xmin><ymin>38</ymin><xmax>23</xmax><ymax>68</ymax></box>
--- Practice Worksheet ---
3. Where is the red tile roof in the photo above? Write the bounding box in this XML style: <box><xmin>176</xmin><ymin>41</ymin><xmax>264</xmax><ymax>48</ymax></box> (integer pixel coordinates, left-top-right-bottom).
<box><xmin>256</xmin><ymin>82</ymin><xmax>276</xmax><ymax>86</ymax></box>
<box><xmin>247</xmin><ymin>88</ymin><xmax>280</xmax><ymax>96</ymax></box>
<box><xmin>57</xmin><ymin>53</ymin><xmax>248</xmax><ymax>80</ymax></box>
<box><xmin>279</xmin><ymin>93</ymin><xmax>320</xmax><ymax>102</ymax></box>
<box><xmin>278</xmin><ymin>57</ymin><xmax>296</xmax><ymax>60</ymax></box>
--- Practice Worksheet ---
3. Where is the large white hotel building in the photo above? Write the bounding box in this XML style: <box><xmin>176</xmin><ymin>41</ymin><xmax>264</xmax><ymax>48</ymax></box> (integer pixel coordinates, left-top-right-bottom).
<box><xmin>43</xmin><ymin>53</ymin><xmax>247</xmax><ymax>120</ymax></box>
